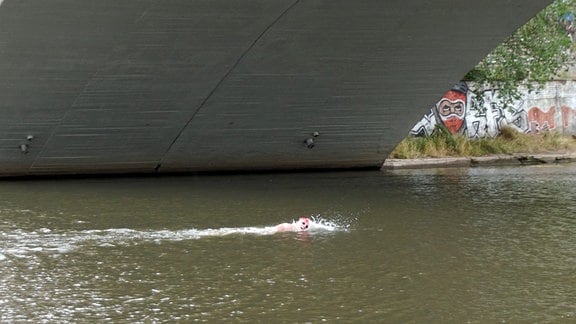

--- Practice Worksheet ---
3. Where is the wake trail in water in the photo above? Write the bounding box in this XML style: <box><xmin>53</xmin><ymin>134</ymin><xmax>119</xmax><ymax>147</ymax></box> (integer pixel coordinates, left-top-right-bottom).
<box><xmin>0</xmin><ymin>217</ymin><xmax>349</xmax><ymax>258</ymax></box>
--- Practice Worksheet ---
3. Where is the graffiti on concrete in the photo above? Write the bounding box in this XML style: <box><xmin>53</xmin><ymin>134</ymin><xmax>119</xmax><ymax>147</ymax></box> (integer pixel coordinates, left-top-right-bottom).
<box><xmin>410</xmin><ymin>81</ymin><xmax>576</xmax><ymax>138</ymax></box>
<box><xmin>528</xmin><ymin>106</ymin><xmax>555</xmax><ymax>134</ymax></box>
<box><xmin>563</xmin><ymin>106</ymin><xmax>575</xmax><ymax>128</ymax></box>
<box><xmin>411</xmin><ymin>82</ymin><xmax>468</xmax><ymax>137</ymax></box>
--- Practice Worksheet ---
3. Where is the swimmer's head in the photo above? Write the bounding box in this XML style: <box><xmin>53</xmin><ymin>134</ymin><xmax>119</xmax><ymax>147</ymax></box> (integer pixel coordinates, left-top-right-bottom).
<box><xmin>298</xmin><ymin>217</ymin><xmax>310</xmax><ymax>231</ymax></box>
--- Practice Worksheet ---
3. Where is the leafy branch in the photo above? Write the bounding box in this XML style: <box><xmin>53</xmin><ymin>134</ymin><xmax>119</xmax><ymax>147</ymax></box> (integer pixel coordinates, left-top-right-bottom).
<box><xmin>464</xmin><ymin>0</ymin><xmax>576</xmax><ymax>111</ymax></box>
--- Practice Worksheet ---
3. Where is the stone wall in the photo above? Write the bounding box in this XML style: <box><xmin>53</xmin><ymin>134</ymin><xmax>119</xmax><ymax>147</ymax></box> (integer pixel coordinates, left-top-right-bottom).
<box><xmin>411</xmin><ymin>81</ymin><xmax>576</xmax><ymax>138</ymax></box>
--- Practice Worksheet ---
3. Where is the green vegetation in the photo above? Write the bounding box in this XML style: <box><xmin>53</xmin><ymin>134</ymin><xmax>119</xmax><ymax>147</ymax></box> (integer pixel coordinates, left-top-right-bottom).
<box><xmin>465</xmin><ymin>0</ymin><xmax>576</xmax><ymax>110</ymax></box>
<box><xmin>389</xmin><ymin>126</ymin><xmax>576</xmax><ymax>159</ymax></box>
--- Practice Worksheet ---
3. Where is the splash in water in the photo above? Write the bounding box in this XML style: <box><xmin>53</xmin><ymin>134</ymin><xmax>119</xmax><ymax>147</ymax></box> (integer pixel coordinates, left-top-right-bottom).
<box><xmin>0</xmin><ymin>216</ymin><xmax>350</xmax><ymax>258</ymax></box>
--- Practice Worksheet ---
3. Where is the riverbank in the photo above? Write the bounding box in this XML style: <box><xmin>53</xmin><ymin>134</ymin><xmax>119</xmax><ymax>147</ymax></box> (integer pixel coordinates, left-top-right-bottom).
<box><xmin>385</xmin><ymin>125</ymin><xmax>576</xmax><ymax>170</ymax></box>
<box><xmin>382</xmin><ymin>152</ymin><xmax>576</xmax><ymax>170</ymax></box>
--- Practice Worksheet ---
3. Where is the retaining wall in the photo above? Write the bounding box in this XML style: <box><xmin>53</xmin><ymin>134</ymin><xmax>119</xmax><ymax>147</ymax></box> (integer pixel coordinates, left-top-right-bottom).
<box><xmin>411</xmin><ymin>80</ymin><xmax>576</xmax><ymax>138</ymax></box>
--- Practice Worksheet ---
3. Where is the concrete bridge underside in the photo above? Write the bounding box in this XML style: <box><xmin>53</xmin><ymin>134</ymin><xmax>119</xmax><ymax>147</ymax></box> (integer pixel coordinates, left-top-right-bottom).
<box><xmin>0</xmin><ymin>0</ymin><xmax>552</xmax><ymax>176</ymax></box>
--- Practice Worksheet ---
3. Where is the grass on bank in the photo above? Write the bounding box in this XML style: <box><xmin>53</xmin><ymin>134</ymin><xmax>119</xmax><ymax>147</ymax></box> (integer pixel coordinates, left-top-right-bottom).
<box><xmin>388</xmin><ymin>125</ymin><xmax>576</xmax><ymax>159</ymax></box>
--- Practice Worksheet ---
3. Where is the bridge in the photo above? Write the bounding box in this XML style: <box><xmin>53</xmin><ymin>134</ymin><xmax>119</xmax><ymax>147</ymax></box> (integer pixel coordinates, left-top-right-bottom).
<box><xmin>0</xmin><ymin>0</ymin><xmax>552</xmax><ymax>176</ymax></box>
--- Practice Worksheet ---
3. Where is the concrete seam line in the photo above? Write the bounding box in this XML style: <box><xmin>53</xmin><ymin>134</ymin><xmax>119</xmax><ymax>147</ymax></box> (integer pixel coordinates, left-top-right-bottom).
<box><xmin>155</xmin><ymin>0</ymin><xmax>303</xmax><ymax>172</ymax></box>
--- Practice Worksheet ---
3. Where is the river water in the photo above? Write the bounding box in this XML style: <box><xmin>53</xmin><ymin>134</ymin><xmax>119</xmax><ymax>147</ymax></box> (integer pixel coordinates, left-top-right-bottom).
<box><xmin>1</xmin><ymin>164</ymin><xmax>576</xmax><ymax>322</ymax></box>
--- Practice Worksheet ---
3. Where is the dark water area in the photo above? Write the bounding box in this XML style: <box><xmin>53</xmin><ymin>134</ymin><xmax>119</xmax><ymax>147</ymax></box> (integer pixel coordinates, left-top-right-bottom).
<box><xmin>2</xmin><ymin>164</ymin><xmax>576</xmax><ymax>322</ymax></box>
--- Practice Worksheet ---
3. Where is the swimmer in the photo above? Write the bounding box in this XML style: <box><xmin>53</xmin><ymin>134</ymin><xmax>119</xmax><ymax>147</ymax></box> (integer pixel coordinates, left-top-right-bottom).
<box><xmin>275</xmin><ymin>217</ymin><xmax>310</xmax><ymax>232</ymax></box>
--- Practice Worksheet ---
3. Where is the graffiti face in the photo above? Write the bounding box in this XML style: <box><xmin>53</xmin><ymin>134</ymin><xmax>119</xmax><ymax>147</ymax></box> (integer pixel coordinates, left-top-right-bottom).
<box><xmin>436</xmin><ymin>90</ymin><xmax>466</xmax><ymax>134</ymax></box>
